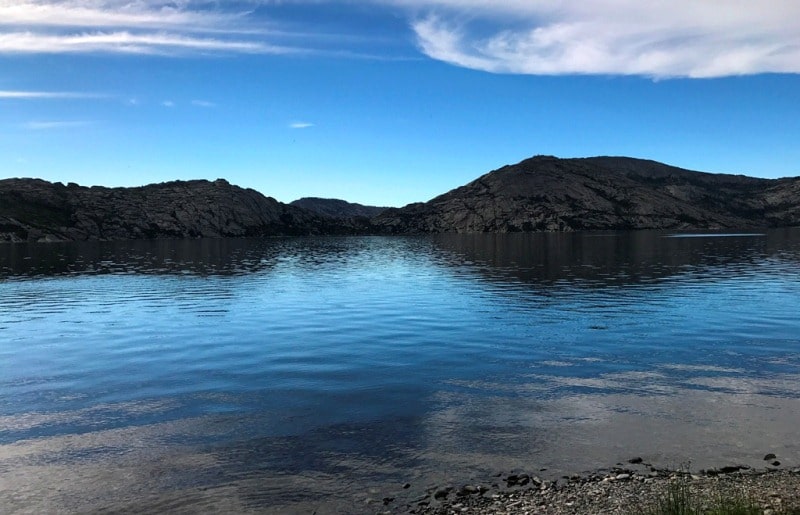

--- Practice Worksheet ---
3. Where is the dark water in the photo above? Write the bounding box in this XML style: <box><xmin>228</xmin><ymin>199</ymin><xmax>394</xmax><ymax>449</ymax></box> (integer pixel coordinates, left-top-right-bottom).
<box><xmin>2</xmin><ymin>230</ymin><xmax>800</xmax><ymax>513</ymax></box>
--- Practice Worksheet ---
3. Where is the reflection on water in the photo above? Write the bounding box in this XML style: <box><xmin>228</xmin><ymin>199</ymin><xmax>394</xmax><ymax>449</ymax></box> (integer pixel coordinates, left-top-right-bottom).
<box><xmin>1</xmin><ymin>230</ymin><xmax>800</xmax><ymax>513</ymax></box>
<box><xmin>665</xmin><ymin>233</ymin><xmax>766</xmax><ymax>238</ymax></box>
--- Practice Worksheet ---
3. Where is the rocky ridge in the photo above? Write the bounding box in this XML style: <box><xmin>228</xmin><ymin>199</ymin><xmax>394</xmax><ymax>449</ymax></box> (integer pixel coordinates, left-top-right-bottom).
<box><xmin>3</xmin><ymin>155</ymin><xmax>800</xmax><ymax>242</ymax></box>
<box><xmin>373</xmin><ymin>156</ymin><xmax>800</xmax><ymax>233</ymax></box>
<box><xmin>0</xmin><ymin>178</ymin><xmax>365</xmax><ymax>243</ymax></box>
<box><xmin>290</xmin><ymin>197</ymin><xmax>388</xmax><ymax>219</ymax></box>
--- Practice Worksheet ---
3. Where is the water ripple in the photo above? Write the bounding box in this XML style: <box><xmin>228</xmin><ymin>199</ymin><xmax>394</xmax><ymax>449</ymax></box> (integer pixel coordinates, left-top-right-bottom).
<box><xmin>1</xmin><ymin>229</ymin><xmax>800</xmax><ymax>512</ymax></box>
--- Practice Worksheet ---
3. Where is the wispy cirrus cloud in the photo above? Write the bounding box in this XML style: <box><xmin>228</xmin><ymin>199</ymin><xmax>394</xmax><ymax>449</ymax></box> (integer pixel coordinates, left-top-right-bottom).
<box><xmin>0</xmin><ymin>1</ymin><xmax>384</xmax><ymax>57</ymax></box>
<box><xmin>396</xmin><ymin>0</ymin><xmax>800</xmax><ymax>78</ymax></box>
<box><xmin>289</xmin><ymin>122</ymin><xmax>314</xmax><ymax>129</ymax></box>
<box><xmin>0</xmin><ymin>30</ymin><xmax>291</xmax><ymax>55</ymax></box>
<box><xmin>191</xmin><ymin>100</ymin><xmax>216</xmax><ymax>108</ymax></box>
<box><xmin>0</xmin><ymin>1</ymin><xmax>269</xmax><ymax>56</ymax></box>
<box><xmin>0</xmin><ymin>1</ymin><xmax>252</xmax><ymax>31</ymax></box>
<box><xmin>24</xmin><ymin>120</ymin><xmax>94</xmax><ymax>129</ymax></box>
<box><xmin>0</xmin><ymin>89</ymin><xmax>104</xmax><ymax>99</ymax></box>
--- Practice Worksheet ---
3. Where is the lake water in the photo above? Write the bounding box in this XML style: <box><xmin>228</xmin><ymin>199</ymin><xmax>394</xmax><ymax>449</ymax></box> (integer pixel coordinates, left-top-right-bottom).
<box><xmin>2</xmin><ymin>230</ymin><xmax>800</xmax><ymax>513</ymax></box>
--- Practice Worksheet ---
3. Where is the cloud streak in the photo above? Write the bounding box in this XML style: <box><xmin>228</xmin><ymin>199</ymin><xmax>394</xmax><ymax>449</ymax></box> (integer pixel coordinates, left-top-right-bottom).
<box><xmin>402</xmin><ymin>0</ymin><xmax>800</xmax><ymax>78</ymax></box>
<box><xmin>24</xmin><ymin>120</ymin><xmax>94</xmax><ymax>129</ymax></box>
<box><xmin>0</xmin><ymin>30</ymin><xmax>295</xmax><ymax>55</ymax></box>
<box><xmin>0</xmin><ymin>1</ymin><xmax>318</xmax><ymax>56</ymax></box>
<box><xmin>289</xmin><ymin>122</ymin><xmax>314</xmax><ymax>129</ymax></box>
<box><xmin>0</xmin><ymin>2</ymin><xmax>243</xmax><ymax>31</ymax></box>
<box><xmin>0</xmin><ymin>89</ymin><xmax>103</xmax><ymax>99</ymax></box>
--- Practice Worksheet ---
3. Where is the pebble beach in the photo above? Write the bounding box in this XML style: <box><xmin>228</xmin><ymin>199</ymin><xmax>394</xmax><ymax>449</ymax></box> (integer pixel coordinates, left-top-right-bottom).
<box><xmin>392</xmin><ymin>460</ymin><xmax>800</xmax><ymax>515</ymax></box>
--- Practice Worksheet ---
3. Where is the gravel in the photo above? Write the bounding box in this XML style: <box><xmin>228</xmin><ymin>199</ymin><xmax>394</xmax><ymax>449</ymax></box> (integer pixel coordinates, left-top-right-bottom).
<box><xmin>401</xmin><ymin>466</ymin><xmax>800</xmax><ymax>515</ymax></box>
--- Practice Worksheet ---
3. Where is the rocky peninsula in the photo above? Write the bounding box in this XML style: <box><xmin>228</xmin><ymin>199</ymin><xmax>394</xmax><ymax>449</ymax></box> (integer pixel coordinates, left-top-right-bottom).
<box><xmin>2</xmin><ymin>155</ymin><xmax>799</xmax><ymax>242</ymax></box>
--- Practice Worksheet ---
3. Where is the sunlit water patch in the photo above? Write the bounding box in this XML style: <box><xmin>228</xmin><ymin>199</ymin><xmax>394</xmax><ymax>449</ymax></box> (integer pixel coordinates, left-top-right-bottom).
<box><xmin>1</xmin><ymin>230</ymin><xmax>800</xmax><ymax>513</ymax></box>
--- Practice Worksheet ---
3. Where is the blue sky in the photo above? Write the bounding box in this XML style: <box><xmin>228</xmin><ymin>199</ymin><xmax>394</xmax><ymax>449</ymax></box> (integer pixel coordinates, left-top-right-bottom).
<box><xmin>1</xmin><ymin>1</ymin><xmax>799</xmax><ymax>207</ymax></box>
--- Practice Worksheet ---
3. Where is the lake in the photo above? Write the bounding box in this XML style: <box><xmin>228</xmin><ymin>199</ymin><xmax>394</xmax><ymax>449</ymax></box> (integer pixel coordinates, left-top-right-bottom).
<box><xmin>2</xmin><ymin>230</ymin><xmax>800</xmax><ymax>513</ymax></box>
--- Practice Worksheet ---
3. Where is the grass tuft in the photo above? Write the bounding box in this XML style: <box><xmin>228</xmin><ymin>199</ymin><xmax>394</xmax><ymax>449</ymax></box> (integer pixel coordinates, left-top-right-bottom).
<box><xmin>639</xmin><ymin>473</ymin><xmax>762</xmax><ymax>515</ymax></box>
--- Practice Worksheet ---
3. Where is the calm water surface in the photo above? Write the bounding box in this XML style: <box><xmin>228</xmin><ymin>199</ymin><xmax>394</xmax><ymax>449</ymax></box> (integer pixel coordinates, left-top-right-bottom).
<box><xmin>2</xmin><ymin>230</ymin><xmax>800</xmax><ymax>513</ymax></box>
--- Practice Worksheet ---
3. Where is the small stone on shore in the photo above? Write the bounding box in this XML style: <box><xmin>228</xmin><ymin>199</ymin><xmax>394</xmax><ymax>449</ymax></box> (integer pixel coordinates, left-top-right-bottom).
<box><xmin>433</xmin><ymin>487</ymin><xmax>452</xmax><ymax>500</ymax></box>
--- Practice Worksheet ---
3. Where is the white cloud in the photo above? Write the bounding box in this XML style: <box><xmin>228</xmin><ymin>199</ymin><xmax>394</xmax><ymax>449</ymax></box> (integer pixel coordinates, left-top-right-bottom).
<box><xmin>191</xmin><ymin>100</ymin><xmax>216</xmax><ymax>108</ymax></box>
<box><xmin>24</xmin><ymin>120</ymin><xmax>94</xmax><ymax>129</ymax></box>
<box><xmin>0</xmin><ymin>31</ymin><xmax>287</xmax><ymax>55</ymax></box>
<box><xmin>289</xmin><ymin>122</ymin><xmax>314</xmax><ymax>129</ymax></box>
<box><xmin>0</xmin><ymin>2</ymin><xmax>241</xmax><ymax>31</ymax></box>
<box><xmin>400</xmin><ymin>0</ymin><xmax>800</xmax><ymax>78</ymax></box>
<box><xmin>0</xmin><ymin>1</ymin><xmax>329</xmax><ymax>56</ymax></box>
<box><xmin>0</xmin><ymin>89</ymin><xmax>101</xmax><ymax>98</ymax></box>
<box><xmin>3</xmin><ymin>1</ymin><xmax>797</xmax><ymax>76</ymax></box>
<box><xmin>161</xmin><ymin>100</ymin><xmax>174</xmax><ymax>107</ymax></box>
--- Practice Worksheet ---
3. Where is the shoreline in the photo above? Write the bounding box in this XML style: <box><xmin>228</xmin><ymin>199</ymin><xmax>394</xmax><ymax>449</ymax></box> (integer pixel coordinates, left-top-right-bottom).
<box><xmin>392</xmin><ymin>460</ymin><xmax>800</xmax><ymax>514</ymax></box>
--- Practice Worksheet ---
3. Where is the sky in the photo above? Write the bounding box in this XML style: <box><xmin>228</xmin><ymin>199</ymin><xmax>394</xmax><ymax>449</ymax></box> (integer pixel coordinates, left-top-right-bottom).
<box><xmin>1</xmin><ymin>1</ymin><xmax>799</xmax><ymax>207</ymax></box>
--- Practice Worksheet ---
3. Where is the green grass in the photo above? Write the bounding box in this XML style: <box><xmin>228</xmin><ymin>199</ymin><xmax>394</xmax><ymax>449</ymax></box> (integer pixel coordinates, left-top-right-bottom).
<box><xmin>638</xmin><ymin>475</ymin><xmax>763</xmax><ymax>515</ymax></box>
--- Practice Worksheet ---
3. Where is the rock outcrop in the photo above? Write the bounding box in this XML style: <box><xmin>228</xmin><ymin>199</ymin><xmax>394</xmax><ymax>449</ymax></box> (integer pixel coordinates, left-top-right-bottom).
<box><xmin>0</xmin><ymin>178</ymin><xmax>362</xmax><ymax>243</ymax></box>
<box><xmin>373</xmin><ymin>156</ymin><xmax>800</xmax><ymax>233</ymax></box>
<box><xmin>290</xmin><ymin>197</ymin><xmax>388</xmax><ymax>219</ymax></box>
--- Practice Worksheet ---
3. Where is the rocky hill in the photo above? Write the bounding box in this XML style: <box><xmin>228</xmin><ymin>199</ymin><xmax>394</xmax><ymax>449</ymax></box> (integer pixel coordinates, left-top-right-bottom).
<box><xmin>373</xmin><ymin>156</ymin><xmax>800</xmax><ymax>233</ymax></box>
<box><xmin>290</xmin><ymin>197</ymin><xmax>387</xmax><ymax>219</ymax></box>
<box><xmin>0</xmin><ymin>178</ymin><xmax>363</xmax><ymax>243</ymax></box>
<box><xmin>3</xmin><ymin>156</ymin><xmax>799</xmax><ymax>242</ymax></box>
